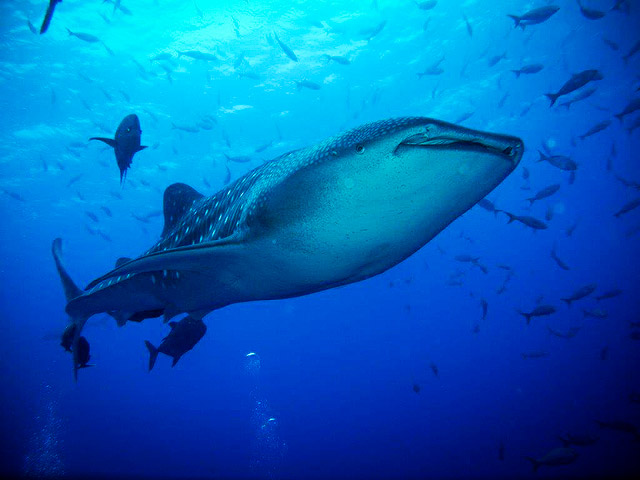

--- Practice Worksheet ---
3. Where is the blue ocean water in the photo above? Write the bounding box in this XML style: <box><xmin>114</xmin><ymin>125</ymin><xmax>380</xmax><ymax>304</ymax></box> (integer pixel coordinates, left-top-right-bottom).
<box><xmin>1</xmin><ymin>0</ymin><xmax>639</xmax><ymax>478</ymax></box>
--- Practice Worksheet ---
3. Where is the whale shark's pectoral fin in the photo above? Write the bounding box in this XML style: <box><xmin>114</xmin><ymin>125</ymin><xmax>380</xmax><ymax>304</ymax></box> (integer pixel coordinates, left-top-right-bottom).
<box><xmin>85</xmin><ymin>233</ymin><xmax>246</xmax><ymax>289</ymax></box>
<box><xmin>89</xmin><ymin>137</ymin><xmax>117</xmax><ymax>148</ymax></box>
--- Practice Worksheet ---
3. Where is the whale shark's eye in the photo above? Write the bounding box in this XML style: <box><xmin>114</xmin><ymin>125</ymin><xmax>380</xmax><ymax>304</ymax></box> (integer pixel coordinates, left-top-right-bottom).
<box><xmin>355</xmin><ymin>144</ymin><xmax>365</xmax><ymax>154</ymax></box>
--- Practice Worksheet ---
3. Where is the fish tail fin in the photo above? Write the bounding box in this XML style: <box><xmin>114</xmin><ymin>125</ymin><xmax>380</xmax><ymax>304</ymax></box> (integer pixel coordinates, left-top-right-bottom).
<box><xmin>545</xmin><ymin>93</ymin><xmax>558</xmax><ymax>107</ymax></box>
<box><xmin>562</xmin><ymin>298</ymin><xmax>572</xmax><ymax>307</ymax></box>
<box><xmin>507</xmin><ymin>15</ymin><xmax>521</xmax><ymax>28</ymax></box>
<box><xmin>557</xmin><ymin>435</ymin><xmax>570</xmax><ymax>447</ymax></box>
<box><xmin>517</xmin><ymin>310</ymin><xmax>532</xmax><ymax>325</ymax></box>
<box><xmin>52</xmin><ymin>238</ymin><xmax>89</xmax><ymax>381</ymax></box>
<box><xmin>503</xmin><ymin>211</ymin><xmax>516</xmax><ymax>223</ymax></box>
<box><xmin>511</xmin><ymin>70</ymin><xmax>521</xmax><ymax>78</ymax></box>
<box><xmin>537</xmin><ymin>150</ymin><xmax>547</xmax><ymax>162</ymax></box>
<box><xmin>524</xmin><ymin>456</ymin><xmax>540</xmax><ymax>472</ymax></box>
<box><xmin>66</xmin><ymin>27</ymin><xmax>73</xmax><ymax>36</ymax></box>
<box><xmin>144</xmin><ymin>340</ymin><xmax>159</xmax><ymax>371</ymax></box>
<box><xmin>527</xmin><ymin>198</ymin><xmax>535</xmax><ymax>206</ymax></box>
<box><xmin>615</xmin><ymin>113</ymin><xmax>624</xmax><ymax>122</ymax></box>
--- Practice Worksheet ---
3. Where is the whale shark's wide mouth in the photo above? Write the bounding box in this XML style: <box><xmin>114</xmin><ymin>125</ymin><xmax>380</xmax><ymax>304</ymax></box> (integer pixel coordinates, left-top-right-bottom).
<box><xmin>397</xmin><ymin>131</ymin><xmax>524</xmax><ymax>164</ymax></box>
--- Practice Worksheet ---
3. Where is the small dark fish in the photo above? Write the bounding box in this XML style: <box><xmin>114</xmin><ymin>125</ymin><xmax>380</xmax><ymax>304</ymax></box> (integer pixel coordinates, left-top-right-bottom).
<box><xmin>359</xmin><ymin>20</ymin><xmax>386</xmax><ymax>40</ymax></box>
<box><xmin>430</xmin><ymin>362</ymin><xmax>438</xmax><ymax>377</ymax></box>
<box><xmin>27</xmin><ymin>19</ymin><xmax>38</xmax><ymax>34</ymax></box>
<box><xmin>595</xmin><ymin>289</ymin><xmax>622</xmax><ymax>301</ymax></box>
<box><xmin>223</xmin><ymin>153</ymin><xmax>251</xmax><ymax>164</ymax></box>
<box><xmin>565</xmin><ymin>222</ymin><xmax>578</xmax><ymax>237</ymax></box>
<box><xmin>415</xmin><ymin>0</ymin><xmax>437</xmax><ymax>10</ymax></box>
<box><xmin>477</xmin><ymin>198</ymin><xmax>499</xmax><ymax>215</ymax></box>
<box><xmin>579</xmin><ymin>120</ymin><xmax>611</xmax><ymax>140</ymax></box>
<box><xmin>583</xmin><ymin>308</ymin><xmax>607</xmax><ymax>319</ymax></box>
<box><xmin>558</xmin><ymin>86</ymin><xmax>597</xmax><ymax>109</ymax></box>
<box><xmin>66</xmin><ymin>28</ymin><xmax>100</xmax><ymax>43</ymax></box>
<box><xmin>521</xmin><ymin>351</ymin><xmax>548</xmax><ymax>359</ymax></box>
<box><xmin>1</xmin><ymin>188</ymin><xmax>26</xmax><ymax>202</ymax></box>
<box><xmin>66</xmin><ymin>174</ymin><xmax>83</xmax><ymax>187</ymax></box>
<box><xmin>511</xmin><ymin>64</ymin><xmax>544</xmax><ymax>77</ymax></box>
<box><xmin>522</xmin><ymin>166</ymin><xmax>530</xmax><ymax>180</ymax></box>
<box><xmin>273</xmin><ymin>31</ymin><xmax>298</xmax><ymax>62</ymax></box>
<box><xmin>412</xmin><ymin>383</ymin><xmax>421</xmax><ymax>393</ymax></box>
<box><xmin>561</xmin><ymin>284</ymin><xmax>596</xmax><ymax>307</ymax></box>
<box><xmin>498</xmin><ymin>92</ymin><xmax>509</xmax><ymax>108</ymax></box>
<box><xmin>518</xmin><ymin>305</ymin><xmax>556</xmax><ymax>324</ymax></box>
<box><xmin>550</xmin><ymin>244</ymin><xmax>569</xmax><ymax>270</ymax></box>
<box><xmin>171</xmin><ymin>123</ymin><xmax>200</xmax><ymax>133</ymax></box>
<box><xmin>545</xmin><ymin>70</ymin><xmax>603</xmax><ymax>107</ymax></box>
<box><xmin>507</xmin><ymin>6</ymin><xmax>560</xmax><ymax>29</ymax></box>
<box><xmin>558</xmin><ymin>433</ymin><xmax>599</xmax><ymax>447</ymax></box>
<box><xmin>595</xmin><ymin>420</ymin><xmax>637</xmax><ymax>434</ymax></box>
<box><xmin>577</xmin><ymin>0</ymin><xmax>606</xmax><ymax>20</ymax></box>
<box><xmin>296</xmin><ymin>80</ymin><xmax>321</xmax><ymax>90</ymax></box>
<box><xmin>76</xmin><ymin>336</ymin><xmax>94</xmax><ymax>368</ymax></box>
<box><xmin>90</xmin><ymin>114</ymin><xmax>147</xmax><ymax>183</ymax></box>
<box><xmin>547</xmin><ymin>325</ymin><xmax>580</xmax><ymax>340</ymax></box>
<box><xmin>417</xmin><ymin>57</ymin><xmax>445</xmax><ymax>77</ymax></box>
<box><xmin>525</xmin><ymin>447</ymin><xmax>578</xmax><ymax>472</ymax></box>
<box><xmin>100</xmin><ymin>206</ymin><xmax>113</xmax><ymax>217</ymax></box>
<box><xmin>538</xmin><ymin>152</ymin><xmax>567</xmax><ymax>172</ymax></box>
<box><xmin>614</xmin><ymin>198</ymin><xmax>640</xmax><ymax>217</ymax></box>
<box><xmin>323</xmin><ymin>54</ymin><xmax>350</xmax><ymax>65</ymax></box>
<box><xmin>144</xmin><ymin>316</ymin><xmax>207</xmax><ymax>370</ymax></box>
<box><xmin>606</xmin><ymin>143</ymin><xmax>616</xmax><ymax>172</ymax></box>
<box><xmin>600</xmin><ymin>346</ymin><xmax>609</xmax><ymax>360</ymax></box>
<box><xmin>622</xmin><ymin>40</ymin><xmax>640</xmax><ymax>64</ymax></box>
<box><xmin>237</xmin><ymin>70</ymin><xmax>261</xmax><ymax>80</ymax></box>
<box><xmin>454</xmin><ymin>111</ymin><xmax>474</xmax><ymax>124</ymax></box>
<box><xmin>487</xmin><ymin>53</ymin><xmax>507</xmax><ymax>67</ymax></box>
<box><xmin>85</xmin><ymin>211</ymin><xmax>99</xmax><ymax>223</ymax></box>
<box><xmin>462</xmin><ymin>14</ymin><xmax>472</xmax><ymax>37</ymax></box>
<box><xmin>480</xmin><ymin>298</ymin><xmax>488</xmax><ymax>320</ymax></box>
<box><xmin>40</xmin><ymin>0</ymin><xmax>62</xmax><ymax>34</ymax></box>
<box><xmin>527</xmin><ymin>184</ymin><xmax>560</xmax><ymax>205</ymax></box>
<box><xmin>614</xmin><ymin>98</ymin><xmax>640</xmax><ymax>122</ymax></box>
<box><xmin>545</xmin><ymin>205</ymin><xmax>554</xmax><ymax>221</ymax></box>
<box><xmin>602</xmin><ymin>37</ymin><xmax>619</xmax><ymax>50</ymax></box>
<box><xmin>502</xmin><ymin>211</ymin><xmax>548</xmax><ymax>230</ymax></box>
<box><xmin>178</xmin><ymin>50</ymin><xmax>218</xmax><ymax>61</ymax></box>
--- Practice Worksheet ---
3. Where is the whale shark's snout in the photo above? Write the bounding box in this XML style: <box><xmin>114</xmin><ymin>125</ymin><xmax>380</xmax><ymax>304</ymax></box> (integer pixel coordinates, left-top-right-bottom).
<box><xmin>395</xmin><ymin>120</ymin><xmax>524</xmax><ymax>167</ymax></box>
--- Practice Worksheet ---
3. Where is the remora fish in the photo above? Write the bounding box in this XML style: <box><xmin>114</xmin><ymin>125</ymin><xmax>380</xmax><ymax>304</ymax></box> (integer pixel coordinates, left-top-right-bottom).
<box><xmin>90</xmin><ymin>114</ymin><xmax>147</xmax><ymax>183</ymax></box>
<box><xmin>145</xmin><ymin>316</ymin><xmax>207</xmax><ymax>370</ymax></box>
<box><xmin>51</xmin><ymin>117</ymin><xmax>523</xmax><ymax>379</ymax></box>
<box><xmin>545</xmin><ymin>70</ymin><xmax>603</xmax><ymax>107</ymax></box>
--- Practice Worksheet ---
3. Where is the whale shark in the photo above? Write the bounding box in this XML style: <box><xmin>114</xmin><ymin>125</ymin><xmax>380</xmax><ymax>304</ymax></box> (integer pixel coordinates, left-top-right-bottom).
<box><xmin>52</xmin><ymin>117</ymin><xmax>523</xmax><ymax>379</ymax></box>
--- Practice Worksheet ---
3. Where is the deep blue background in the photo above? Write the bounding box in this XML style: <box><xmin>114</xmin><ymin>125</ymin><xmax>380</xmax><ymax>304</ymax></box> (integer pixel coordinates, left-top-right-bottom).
<box><xmin>1</xmin><ymin>0</ymin><xmax>639</xmax><ymax>478</ymax></box>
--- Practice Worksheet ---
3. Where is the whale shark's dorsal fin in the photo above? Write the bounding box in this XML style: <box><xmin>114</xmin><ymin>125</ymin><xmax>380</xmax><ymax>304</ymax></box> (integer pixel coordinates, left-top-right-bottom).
<box><xmin>161</xmin><ymin>183</ymin><xmax>204</xmax><ymax>238</ymax></box>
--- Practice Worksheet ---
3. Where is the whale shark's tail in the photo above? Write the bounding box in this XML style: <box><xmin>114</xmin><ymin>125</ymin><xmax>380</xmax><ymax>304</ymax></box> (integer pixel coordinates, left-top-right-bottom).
<box><xmin>52</xmin><ymin>238</ymin><xmax>89</xmax><ymax>381</ymax></box>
